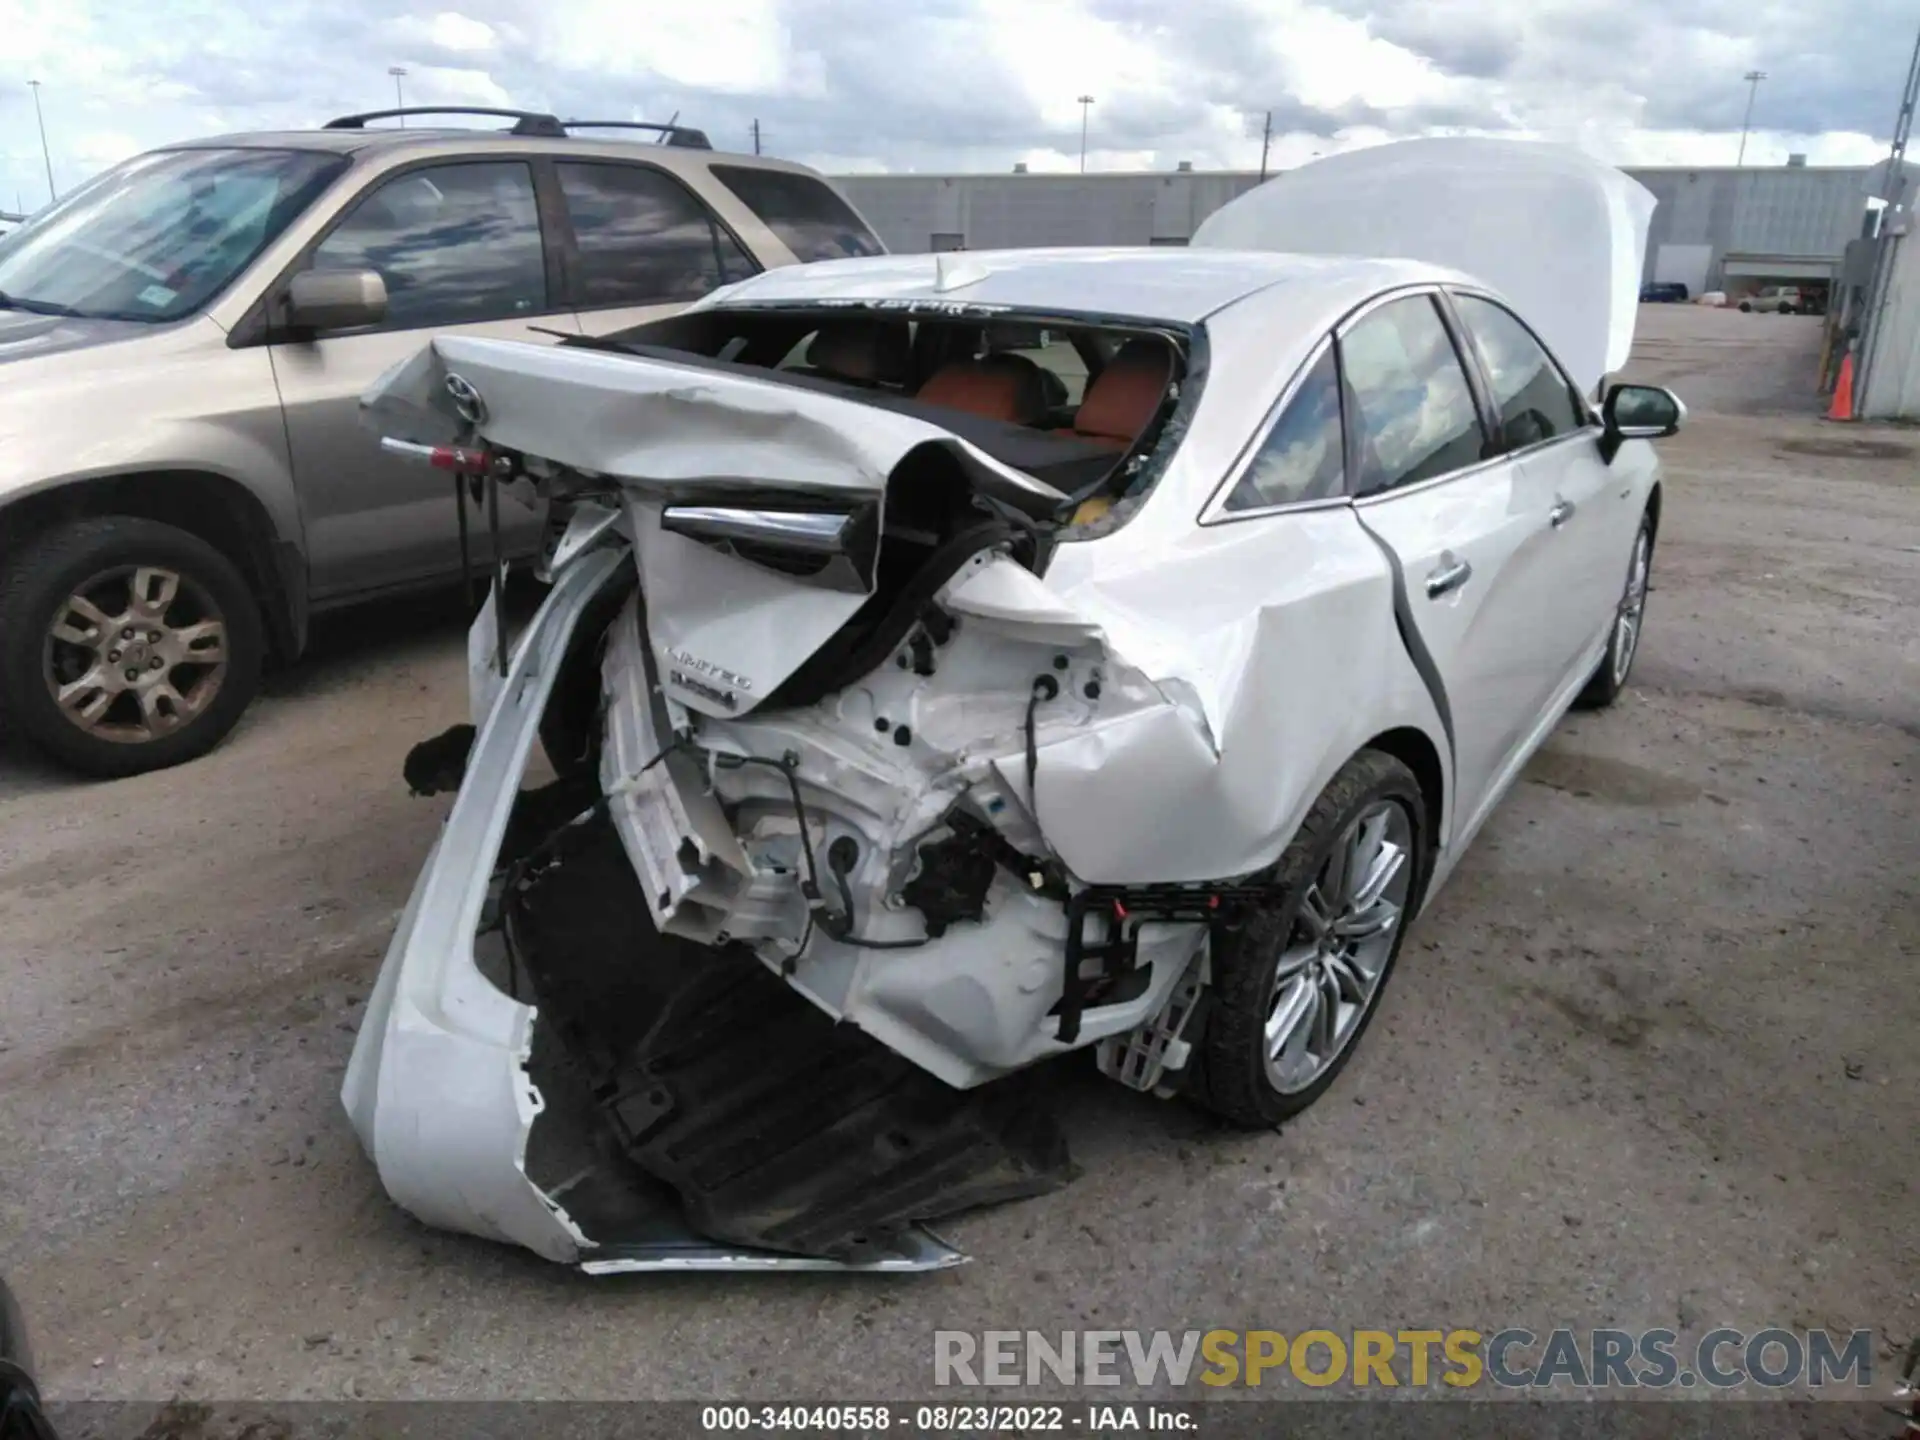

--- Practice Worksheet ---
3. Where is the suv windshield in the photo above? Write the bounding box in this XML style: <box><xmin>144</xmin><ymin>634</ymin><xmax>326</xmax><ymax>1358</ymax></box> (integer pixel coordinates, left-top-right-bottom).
<box><xmin>0</xmin><ymin>147</ymin><xmax>346</xmax><ymax>323</ymax></box>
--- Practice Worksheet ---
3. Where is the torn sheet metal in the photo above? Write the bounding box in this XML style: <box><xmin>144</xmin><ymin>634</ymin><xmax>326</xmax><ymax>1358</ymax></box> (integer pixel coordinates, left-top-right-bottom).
<box><xmin>363</xmin><ymin>336</ymin><xmax>1063</xmax><ymax>709</ymax></box>
<box><xmin>360</xmin><ymin>329</ymin><xmax>1451</xmax><ymax>1087</ymax></box>
<box><xmin>465</xmin><ymin>585</ymin><xmax>503</xmax><ymax>726</ymax></box>
<box><xmin>1192</xmin><ymin>137</ymin><xmax>1655</xmax><ymax>393</ymax></box>
<box><xmin>342</xmin><ymin>545</ymin><xmax>963</xmax><ymax>1271</ymax></box>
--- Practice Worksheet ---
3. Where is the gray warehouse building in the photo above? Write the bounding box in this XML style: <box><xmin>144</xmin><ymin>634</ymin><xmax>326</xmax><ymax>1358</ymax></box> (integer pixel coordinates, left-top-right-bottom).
<box><xmin>835</xmin><ymin>160</ymin><xmax>1904</xmax><ymax>300</ymax></box>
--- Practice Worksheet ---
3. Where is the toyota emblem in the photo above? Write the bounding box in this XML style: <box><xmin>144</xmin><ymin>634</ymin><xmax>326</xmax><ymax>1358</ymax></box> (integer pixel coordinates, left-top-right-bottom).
<box><xmin>444</xmin><ymin>373</ymin><xmax>487</xmax><ymax>426</ymax></box>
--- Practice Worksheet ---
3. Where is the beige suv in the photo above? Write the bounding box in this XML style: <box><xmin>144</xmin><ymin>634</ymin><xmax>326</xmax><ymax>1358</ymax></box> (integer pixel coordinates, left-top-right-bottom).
<box><xmin>0</xmin><ymin>108</ymin><xmax>884</xmax><ymax>776</ymax></box>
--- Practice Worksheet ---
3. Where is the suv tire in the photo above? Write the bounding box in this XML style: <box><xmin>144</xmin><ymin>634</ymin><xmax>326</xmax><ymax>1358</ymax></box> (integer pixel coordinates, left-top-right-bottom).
<box><xmin>0</xmin><ymin>517</ymin><xmax>263</xmax><ymax>777</ymax></box>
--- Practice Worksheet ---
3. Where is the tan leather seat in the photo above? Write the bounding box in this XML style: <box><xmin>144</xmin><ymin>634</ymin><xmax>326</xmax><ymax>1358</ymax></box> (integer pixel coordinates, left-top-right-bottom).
<box><xmin>915</xmin><ymin>354</ymin><xmax>1051</xmax><ymax>424</ymax></box>
<box><xmin>1063</xmin><ymin>340</ymin><xmax>1173</xmax><ymax>449</ymax></box>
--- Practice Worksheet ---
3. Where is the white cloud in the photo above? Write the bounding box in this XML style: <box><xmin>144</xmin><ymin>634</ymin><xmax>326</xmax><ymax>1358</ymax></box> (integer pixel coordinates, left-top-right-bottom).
<box><xmin>0</xmin><ymin>0</ymin><xmax>1906</xmax><ymax>210</ymax></box>
<box><xmin>428</xmin><ymin>11</ymin><xmax>497</xmax><ymax>51</ymax></box>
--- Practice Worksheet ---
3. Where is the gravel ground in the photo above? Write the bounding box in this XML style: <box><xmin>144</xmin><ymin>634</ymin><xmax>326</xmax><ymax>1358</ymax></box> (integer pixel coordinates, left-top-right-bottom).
<box><xmin>0</xmin><ymin>306</ymin><xmax>1914</xmax><ymax>1405</ymax></box>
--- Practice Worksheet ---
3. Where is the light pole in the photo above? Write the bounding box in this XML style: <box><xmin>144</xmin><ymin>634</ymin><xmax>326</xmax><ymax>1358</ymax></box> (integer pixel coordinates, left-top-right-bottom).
<box><xmin>389</xmin><ymin>66</ymin><xmax>409</xmax><ymax>122</ymax></box>
<box><xmin>1077</xmin><ymin>95</ymin><xmax>1094</xmax><ymax>173</ymax></box>
<box><xmin>1736</xmin><ymin>69</ymin><xmax>1767</xmax><ymax>167</ymax></box>
<box><xmin>28</xmin><ymin>80</ymin><xmax>55</xmax><ymax>202</ymax></box>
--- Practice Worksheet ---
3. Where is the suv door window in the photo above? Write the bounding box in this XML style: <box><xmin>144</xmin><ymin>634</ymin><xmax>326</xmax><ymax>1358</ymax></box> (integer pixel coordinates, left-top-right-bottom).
<box><xmin>1451</xmin><ymin>293</ymin><xmax>1584</xmax><ymax>450</ymax></box>
<box><xmin>557</xmin><ymin>162</ymin><xmax>755</xmax><ymax>308</ymax></box>
<box><xmin>708</xmin><ymin>164</ymin><xmax>885</xmax><ymax>262</ymax></box>
<box><xmin>1221</xmin><ymin>346</ymin><xmax>1344</xmax><ymax>512</ymax></box>
<box><xmin>1339</xmin><ymin>294</ymin><xmax>1488</xmax><ymax>495</ymax></box>
<box><xmin>309</xmin><ymin>161</ymin><xmax>546</xmax><ymax>330</ymax></box>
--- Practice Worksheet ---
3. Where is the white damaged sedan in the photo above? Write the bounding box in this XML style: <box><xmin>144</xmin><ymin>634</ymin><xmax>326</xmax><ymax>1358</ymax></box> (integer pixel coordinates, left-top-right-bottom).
<box><xmin>343</xmin><ymin>140</ymin><xmax>1683</xmax><ymax>1272</ymax></box>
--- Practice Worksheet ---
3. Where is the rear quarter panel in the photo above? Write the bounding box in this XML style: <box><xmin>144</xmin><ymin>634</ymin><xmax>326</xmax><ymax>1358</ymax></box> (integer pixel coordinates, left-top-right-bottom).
<box><xmin>1038</xmin><ymin>506</ymin><xmax>1453</xmax><ymax>884</ymax></box>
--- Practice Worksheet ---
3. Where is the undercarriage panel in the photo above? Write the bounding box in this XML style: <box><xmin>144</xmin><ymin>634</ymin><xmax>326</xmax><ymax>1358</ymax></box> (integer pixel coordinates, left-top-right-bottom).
<box><xmin>504</xmin><ymin>810</ymin><xmax>1076</xmax><ymax>1262</ymax></box>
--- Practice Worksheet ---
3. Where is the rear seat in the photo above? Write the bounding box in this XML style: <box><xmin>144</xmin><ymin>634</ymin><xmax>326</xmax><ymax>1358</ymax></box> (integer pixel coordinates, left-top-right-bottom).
<box><xmin>1058</xmin><ymin>340</ymin><xmax>1173</xmax><ymax>450</ymax></box>
<box><xmin>914</xmin><ymin>354</ymin><xmax>1052</xmax><ymax>425</ymax></box>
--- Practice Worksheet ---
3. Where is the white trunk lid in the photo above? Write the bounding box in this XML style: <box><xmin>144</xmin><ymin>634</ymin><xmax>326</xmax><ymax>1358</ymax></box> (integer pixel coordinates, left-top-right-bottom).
<box><xmin>363</xmin><ymin>336</ymin><xmax>1063</xmax><ymax>712</ymax></box>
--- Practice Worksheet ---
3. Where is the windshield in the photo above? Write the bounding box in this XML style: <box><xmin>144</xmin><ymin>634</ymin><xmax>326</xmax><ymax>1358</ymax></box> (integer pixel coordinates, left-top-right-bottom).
<box><xmin>0</xmin><ymin>147</ymin><xmax>347</xmax><ymax>323</ymax></box>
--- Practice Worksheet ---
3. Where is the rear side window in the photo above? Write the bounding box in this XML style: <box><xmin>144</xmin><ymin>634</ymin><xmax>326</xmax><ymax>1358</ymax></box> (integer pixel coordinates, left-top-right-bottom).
<box><xmin>708</xmin><ymin>165</ymin><xmax>884</xmax><ymax>262</ymax></box>
<box><xmin>557</xmin><ymin>162</ymin><xmax>756</xmax><ymax>308</ymax></box>
<box><xmin>311</xmin><ymin>161</ymin><xmax>546</xmax><ymax>330</ymax></box>
<box><xmin>1222</xmin><ymin>346</ymin><xmax>1344</xmax><ymax>512</ymax></box>
<box><xmin>1452</xmin><ymin>294</ymin><xmax>1584</xmax><ymax>449</ymax></box>
<box><xmin>1339</xmin><ymin>295</ymin><xmax>1488</xmax><ymax>495</ymax></box>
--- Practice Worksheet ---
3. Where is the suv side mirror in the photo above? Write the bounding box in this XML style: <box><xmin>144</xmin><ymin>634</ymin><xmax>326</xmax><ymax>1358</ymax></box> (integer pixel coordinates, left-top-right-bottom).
<box><xmin>1599</xmin><ymin>382</ymin><xmax>1684</xmax><ymax>463</ymax></box>
<box><xmin>285</xmin><ymin>269</ymin><xmax>387</xmax><ymax>333</ymax></box>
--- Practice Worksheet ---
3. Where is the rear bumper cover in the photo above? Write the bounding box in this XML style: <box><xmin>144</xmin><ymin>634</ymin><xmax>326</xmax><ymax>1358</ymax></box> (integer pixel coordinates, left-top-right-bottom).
<box><xmin>340</xmin><ymin>548</ymin><xmax>963</xmax><ymax>1272</ymax></box>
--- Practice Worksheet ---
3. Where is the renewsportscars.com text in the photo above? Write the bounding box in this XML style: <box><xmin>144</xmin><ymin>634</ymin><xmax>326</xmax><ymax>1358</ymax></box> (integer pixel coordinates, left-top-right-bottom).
<box><xmin>933</xmin><ymin>1328</ymin><xmax>1875</xmax><ymax>1390</ymax></box>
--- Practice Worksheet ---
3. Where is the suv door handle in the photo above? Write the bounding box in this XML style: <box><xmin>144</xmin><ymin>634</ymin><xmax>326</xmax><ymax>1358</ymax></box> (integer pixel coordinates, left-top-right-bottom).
<box><xmin>1549</xmin><ymin>499</ymin><xmax>1576</xmax><ymax>528</ymax></box>
<box><xmin>1425</xmin><ymin>555</ymin><xmax>1473</xmax><ymax>598</ymax></box>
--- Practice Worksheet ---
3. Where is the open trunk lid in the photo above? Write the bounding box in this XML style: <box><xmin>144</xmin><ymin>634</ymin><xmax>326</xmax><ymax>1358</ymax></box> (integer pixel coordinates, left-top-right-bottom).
<box><xmin>1191</xmin><ymin>137</ymin><xmax>1656</xmax><ymax>394</ymax></box>
<box><xmin>364</xmin><ymin>335</ymin><xmax>1064</xmax><ymax>710</ymax></box>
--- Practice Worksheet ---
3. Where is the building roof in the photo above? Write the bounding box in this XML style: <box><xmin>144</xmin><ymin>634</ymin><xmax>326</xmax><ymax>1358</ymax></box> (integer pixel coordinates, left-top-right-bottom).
<box><xmin>708</xmin><ymin>246</ymin><xmax>1450</xmax><ymax>323</ymax></box>
<box><xmin>831</xmin><ymin>161</ymin><xmax>1898</xmax><ymax>183</ymax></box>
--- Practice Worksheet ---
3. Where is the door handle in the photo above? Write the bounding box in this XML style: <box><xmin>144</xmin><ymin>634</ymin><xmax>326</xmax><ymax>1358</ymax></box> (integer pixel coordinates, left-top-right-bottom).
<box><xmin>1549</xmin><ymin>499</ymin><xmax>1576</xmax><ymax>529</ymax></box>
<box><xmin>1425</xmin><ymin>556</ymin><xmax>1473</xmax><ymax>598</ymax></box>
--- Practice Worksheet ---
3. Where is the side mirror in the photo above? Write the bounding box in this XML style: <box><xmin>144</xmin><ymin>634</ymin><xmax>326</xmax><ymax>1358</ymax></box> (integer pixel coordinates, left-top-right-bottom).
<box><xmin>1599</xmin><ymin>383</ymin><xmax>1684</xmax><ymax>463</ymax></box>
<box><xmin>285</xmin><ymin>268</ymin><xmax>387</xmax><ymax>333</ymax></box>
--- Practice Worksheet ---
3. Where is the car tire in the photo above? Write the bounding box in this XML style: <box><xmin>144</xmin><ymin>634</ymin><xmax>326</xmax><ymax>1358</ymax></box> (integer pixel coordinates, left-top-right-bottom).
<box><xmin>0</xmin><ymin>517</ymin><xmax>264</xmax><ymax>778</ymax></box>
<box><xmin>1188</xmin><ymin>748</ymin><xmax>1427</xmax><ymax>1129</ymax></box>
<box><xmin>1574</xmin><ymin>513</ymin><xmax>1654</xmax><ymax>711</ymax></box>
<box><xmin>1739</xmin><ymin>301</ymin><xmax>1753</xmax><ymax>312</ymax></box>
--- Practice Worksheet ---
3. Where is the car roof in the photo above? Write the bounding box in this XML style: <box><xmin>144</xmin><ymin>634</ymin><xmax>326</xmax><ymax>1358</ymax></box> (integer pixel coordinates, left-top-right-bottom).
<box><xmin>160</xmin><ymin>128</ymin><xmax>817</xmax><ymax>175</ymax></box>
<box><xmin>702</xmin><ymin>246</ymin><xmax>1466</xmax><ymax>326</ymax></box>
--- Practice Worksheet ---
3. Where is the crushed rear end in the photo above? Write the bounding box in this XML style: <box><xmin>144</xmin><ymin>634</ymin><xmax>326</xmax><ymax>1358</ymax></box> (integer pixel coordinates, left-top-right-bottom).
<box><xmin>342</xmin><ymin>323</ymin><xmax>1241</xmax><ymax>1269</ymax></box>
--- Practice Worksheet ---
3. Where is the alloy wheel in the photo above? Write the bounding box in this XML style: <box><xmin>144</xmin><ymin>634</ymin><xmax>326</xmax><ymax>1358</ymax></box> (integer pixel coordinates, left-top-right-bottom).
<box><xmin>40</xmin><ymin>565</ymin><xmax>230</xmax><ymax>745</ymax></box>
<box><xmin>1611</xmin><ymin>528</ymin><xmax>1651</xmax><ymax>686</ymax></box>
<box><xmin>1263</xmin><ymin>799</ymin><xmax>1415</xmax><ymax>1095</ymax></box>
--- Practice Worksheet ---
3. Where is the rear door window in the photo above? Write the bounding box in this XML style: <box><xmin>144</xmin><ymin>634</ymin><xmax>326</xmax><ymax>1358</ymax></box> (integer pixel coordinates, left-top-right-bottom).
<box><xmin>556</xmin><ymin>162</ymin><xmax>756</xmax><ymax>308</ymax></box>
<box><xmin>708</xmin><ymin>165</ymin><xmax>884</xmax><ymax>262</ymax></box>
<box><xmin>1339</xmin><ymin>295</ymin><xmax>1489</xmax><ymax>495</ymax></box>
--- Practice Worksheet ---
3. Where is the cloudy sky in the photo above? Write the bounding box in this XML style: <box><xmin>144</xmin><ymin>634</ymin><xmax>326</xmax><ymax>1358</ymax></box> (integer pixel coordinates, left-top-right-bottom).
<box><xmin>1</xmin><ymin>0</ymin><xmax>1913</xmax><ymax>210</ymax></box>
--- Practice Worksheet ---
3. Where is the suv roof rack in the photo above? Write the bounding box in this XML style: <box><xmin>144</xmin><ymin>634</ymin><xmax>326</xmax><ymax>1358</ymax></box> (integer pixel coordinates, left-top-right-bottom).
<box><xmin>321</xmin><ymin>108</ymin><xmax>715</xmax><ymax>149</ymax></box>
<box><xmin>560</xmin><ymin>120</ymin><xmax>713</xmax><ymax>150</ymax></box>
<box><xmin>324</xmin><ymin>107</ymin><xmax>569</xmax><ymax>137</ymax></box>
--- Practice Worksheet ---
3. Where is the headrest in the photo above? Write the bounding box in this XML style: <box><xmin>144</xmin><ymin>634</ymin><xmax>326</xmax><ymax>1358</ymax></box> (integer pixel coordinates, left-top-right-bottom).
<box><xmin>805</xmin><ymin>321</ymin><xmax>911</xmax><ymax>385</ymax></box>
<box><xmin>1073</xmin><ymin>339</ymin><xmax>1173</xmax><ymax>444</ymax></box>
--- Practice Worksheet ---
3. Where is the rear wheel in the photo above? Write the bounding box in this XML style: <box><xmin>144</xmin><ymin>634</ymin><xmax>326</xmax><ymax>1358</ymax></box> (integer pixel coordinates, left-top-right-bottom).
<box><xmin>1189</xmin><ymin>749</ymin><xmax>1426</xmax><ymax>1128</ymax></box>
<box><xmin>0</xmin><ymin>517</ymin><xmax>263</xmax><ymax>777</ymax></box>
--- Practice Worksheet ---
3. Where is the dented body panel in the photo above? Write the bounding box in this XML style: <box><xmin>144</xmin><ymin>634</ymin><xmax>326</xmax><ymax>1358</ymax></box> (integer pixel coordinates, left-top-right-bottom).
<box><xmin>346</xmin><ymin>208</ymin><xmax>1667</xmax><ymax>1266</ymax></box>
<box><xmin>343</xmin><ymin>547</ymin><xmax>965</xmax><ymax>1270</ymax></box>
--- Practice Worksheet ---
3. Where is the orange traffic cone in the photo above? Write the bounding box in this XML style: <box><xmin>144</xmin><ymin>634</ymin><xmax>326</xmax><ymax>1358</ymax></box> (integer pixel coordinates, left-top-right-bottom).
<box><xmin>1827</xmin><ymin>351</ymin><xmax>1855</xmax><ymax>421</ymax></box>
